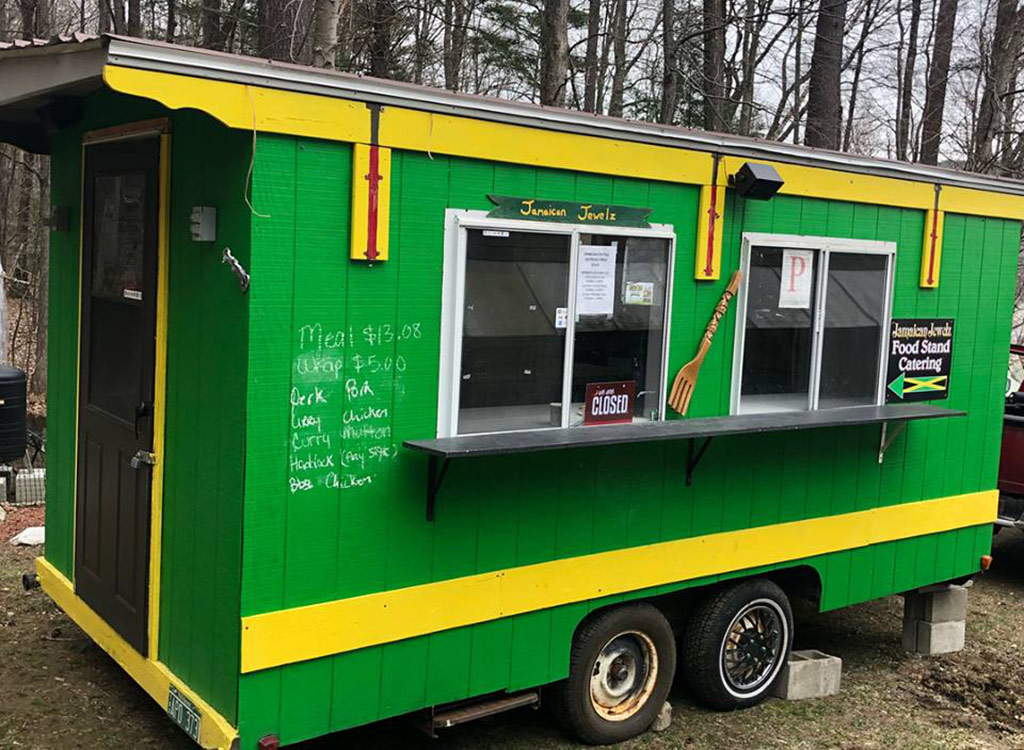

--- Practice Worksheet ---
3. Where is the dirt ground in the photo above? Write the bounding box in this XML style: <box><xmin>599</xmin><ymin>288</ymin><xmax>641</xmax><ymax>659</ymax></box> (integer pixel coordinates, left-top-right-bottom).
<box><xmin>2</xmin><ymin>504</ymin><xmax>1023</xmax><ymax>750</ymax></box>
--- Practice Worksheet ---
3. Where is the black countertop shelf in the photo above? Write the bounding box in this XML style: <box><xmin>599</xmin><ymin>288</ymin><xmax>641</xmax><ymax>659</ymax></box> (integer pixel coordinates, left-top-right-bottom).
<box><xmin>404</xmin><ymin>403</ymin><xmax>965</xmax><ymax>521</ymax></box>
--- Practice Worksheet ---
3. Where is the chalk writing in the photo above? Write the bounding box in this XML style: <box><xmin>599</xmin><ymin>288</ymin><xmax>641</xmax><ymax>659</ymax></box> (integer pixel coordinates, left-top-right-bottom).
<box><xmin>287</xmin><ymin>319</ymin><xmax>421</xmax><ymax>496</ymax></box>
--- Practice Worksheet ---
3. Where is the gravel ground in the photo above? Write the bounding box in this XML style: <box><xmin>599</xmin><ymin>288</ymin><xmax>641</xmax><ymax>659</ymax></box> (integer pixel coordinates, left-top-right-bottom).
<box><xmin>2</xmin><ymin>504</ymin><xmax>1022</xmax><ymax>750</ymax></box>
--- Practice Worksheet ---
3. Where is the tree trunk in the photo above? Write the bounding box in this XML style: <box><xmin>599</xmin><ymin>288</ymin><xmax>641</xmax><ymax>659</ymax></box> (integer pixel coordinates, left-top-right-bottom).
<box><xmin>919</xmin><ymin>0</ymin><xmax>957</xmax><ymax>165</ymax></box>
<box><xmin>583</xmin><ymin>0</ymin><xmax>601</xmax><ymax>112</ymax></box>
<box><xmin>443</xmin><ymin>0</ymin><xmax>470</xmax><ymax>90</ymax></box>
<box><xmin>127</xmin><ymin>0</ymin><xmax>141</xmax><ymax>35</ymax></box>
<box><xmin>843</xmin><ymin>0</ymin><xmax>876</xmax><ymax>151</ymax></box>
<box><xmin>368</xmin><ymin>0</ymin><xmax>397</xmax><ymax>78</ymax></box>
<box><xmin>202</xmin><ymin>0</ymin><xmax>227</xmax><ymax>49</ymax></box>
<box><xmin>607</xmin><ymin>0</ymin><xmax>627</xmax><ymax>116</ymax></box>
<box><xmin>805</xmin><ymin>0</ymin><xmax>847</xmax><ymax>150</ymax></box>
<box><xmin>971</xmin><ymin>0</ymin><xmax>1022</xmax><ymax>171</ymax></box>
<box><xmin>895</xmin><ymin>0</ymin><xmax>921</xmax><ymax>160</ymax></box>
<box><xmin>259</xmin><ymin>0</ymin><xmax>298</xmax><ymax>61</ymax></box>
<box><xmin>702</xmin><ymin>0</ymin><xmax>727</xmax><ymax>131</ymax></box>
<box><xmin>660</xmin><ymin>0</ymin><xmax>678</xmax><ymax>124</ymax></box>
<box><xmin>539</xmin><ymin>0</ymin><xmax>570</xmax><ymax>105</ymax></box>
<box><xmin>166</xmin><ymin>0</ymin><xmax>177</xmax><ymax>41</ymax></box>
<box><xmin>312</xmin><ymin>0</ymin><xmax>341</xmax><ymax>67</ymax></box>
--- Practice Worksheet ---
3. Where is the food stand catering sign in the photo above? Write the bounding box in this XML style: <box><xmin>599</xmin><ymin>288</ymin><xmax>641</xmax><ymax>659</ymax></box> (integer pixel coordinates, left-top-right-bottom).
<box><xmin>487</xmin><ymin>195</ymin><xmax>652</xmax><ymax>227</ymax></box>
<box><xmin>885</xmin><ymin>318</ymin><xmax>954</xmax><ymax>402</ymax></box>
<box><xmin>584</xmin><ymin>381</ymin><xmax>636</xmax><ymax>425</ymax></box>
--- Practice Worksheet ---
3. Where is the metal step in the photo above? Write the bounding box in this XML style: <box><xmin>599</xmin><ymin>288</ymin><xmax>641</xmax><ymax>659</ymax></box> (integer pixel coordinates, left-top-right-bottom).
<box><xmin>421</xmin><ymin>691</ymin><xmax>540</xmax><ymax>736</ymax></box>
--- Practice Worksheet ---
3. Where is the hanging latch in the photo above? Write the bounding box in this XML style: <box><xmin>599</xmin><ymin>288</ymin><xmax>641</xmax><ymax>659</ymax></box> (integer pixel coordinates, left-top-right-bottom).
<box><xmin>130</xmin><ymin>450</ymin><xmax>157</xmax><ymax>469</ymax></box>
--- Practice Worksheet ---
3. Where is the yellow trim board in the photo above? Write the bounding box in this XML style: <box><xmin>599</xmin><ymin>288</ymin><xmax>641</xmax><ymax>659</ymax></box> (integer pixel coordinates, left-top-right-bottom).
<box><xmin>240</xmin><ymin>490</ymin><xmax>996</xmax><ymax>673</ymax></box>
<box><xmin>101</xmin><ymin>65</ymin><xmax>1024</xmax><ymax>220</ymax></box>
<box><xmin>147</xmin><ymin>133</ymin><xmax>172</xmax><ymax>658</ymax></box>
<box><xmin>36</xmin><ymin>557</ymin><xmax>239</xmax><ymax>750</ymax></box>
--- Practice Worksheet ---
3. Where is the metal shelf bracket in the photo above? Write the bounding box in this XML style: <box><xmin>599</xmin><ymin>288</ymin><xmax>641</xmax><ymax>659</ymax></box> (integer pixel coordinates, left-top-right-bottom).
<box><xmin>427</xmin><ymin>455</ymin><xmax>451</xmax><ymax>522</ymax></box>
<box><xmin>877</xmin><ymin>421</ymin><xmax>907</xmax><ymax>464</ymax></box>
<box><xmin>686</xmin><ymin>436</ymin><xmax>714</xmax><ymax>486</ymax></box>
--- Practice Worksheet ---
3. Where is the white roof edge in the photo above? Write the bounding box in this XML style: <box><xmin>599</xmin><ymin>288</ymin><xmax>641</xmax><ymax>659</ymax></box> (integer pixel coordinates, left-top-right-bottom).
<box><xmin>99</xmin><ymin>37</ymin><xmax>1024</xmax><ymax>199</ymax></box>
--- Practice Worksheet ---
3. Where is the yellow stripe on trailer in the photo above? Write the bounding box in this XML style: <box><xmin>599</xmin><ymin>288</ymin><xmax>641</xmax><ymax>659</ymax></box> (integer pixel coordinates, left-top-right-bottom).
<box><xmin>240</xmin><ymin>489</ymin><xmax>997</xmax><ymax>673</ymax></box>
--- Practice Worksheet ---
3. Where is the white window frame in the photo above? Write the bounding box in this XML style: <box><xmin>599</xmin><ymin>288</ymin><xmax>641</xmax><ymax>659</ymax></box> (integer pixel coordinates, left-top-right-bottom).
<box><xmin>438</xmin><ymin>209</ymin><xmax>677</xmax><ymax>438</ymax></box>
<box><xmin>730</xmin><ymin>232</ymin><xmax>896</xmax><ymax>415</ymax></box>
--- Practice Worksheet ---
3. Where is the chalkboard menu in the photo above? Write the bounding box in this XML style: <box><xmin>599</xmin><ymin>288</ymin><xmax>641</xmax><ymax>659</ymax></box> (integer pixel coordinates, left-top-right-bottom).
<box><xmin>885</xmin><ymin>318</ymin><xmax>953</xmax><ymax>402</ymax></box>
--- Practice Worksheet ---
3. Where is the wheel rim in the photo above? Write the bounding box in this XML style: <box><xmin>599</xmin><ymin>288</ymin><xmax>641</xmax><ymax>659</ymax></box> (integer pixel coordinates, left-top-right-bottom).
<box><xmin>720</xmin><ymin>599</ymin><xmax>787</xmax><ymax>696</ymax></box>
<box><xmin>589</xmin><ymin>630</ymin><xmax>659</xmax><ymax>722</ymax></box>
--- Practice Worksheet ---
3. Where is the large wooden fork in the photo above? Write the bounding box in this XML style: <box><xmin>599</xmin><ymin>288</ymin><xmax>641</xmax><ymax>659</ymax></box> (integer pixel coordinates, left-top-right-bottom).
<box><xmin>668</xmin><ymin>270</ymin><xmax>742</xmax><ymax>416</ymax></box>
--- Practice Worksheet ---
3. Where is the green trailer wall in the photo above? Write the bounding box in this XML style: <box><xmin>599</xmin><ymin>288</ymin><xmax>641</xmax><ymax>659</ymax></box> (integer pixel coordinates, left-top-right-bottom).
<box><xmin>43</xmin><ymin>92</ymin><xmax>249</xmax><ymax>723</ymax></box>
<box><xmin>236</xmin><ymin>134</ymin><xmax>1017</xmax><ymax>746</ymax></box>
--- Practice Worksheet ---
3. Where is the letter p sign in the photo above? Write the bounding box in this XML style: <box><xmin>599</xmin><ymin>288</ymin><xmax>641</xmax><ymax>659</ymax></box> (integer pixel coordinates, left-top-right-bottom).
<box><xmin>779</xmin><ymin>249</ymin><xmax>814</xmax><ymax>309</ymax></box>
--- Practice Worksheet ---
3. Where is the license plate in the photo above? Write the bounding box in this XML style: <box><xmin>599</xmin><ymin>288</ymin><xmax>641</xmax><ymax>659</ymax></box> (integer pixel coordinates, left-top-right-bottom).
<box><xmin>167</xmin><ymin>685</ymin><xmax>201</xmax><ymax>742</ymax></box>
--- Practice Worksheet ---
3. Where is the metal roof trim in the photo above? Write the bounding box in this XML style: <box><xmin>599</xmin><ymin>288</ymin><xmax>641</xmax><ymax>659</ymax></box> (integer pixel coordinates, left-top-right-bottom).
<box><xmin>9</xmin><ymin>34</ymin><xmax>1023</xmax><ymax>198</ymax></box>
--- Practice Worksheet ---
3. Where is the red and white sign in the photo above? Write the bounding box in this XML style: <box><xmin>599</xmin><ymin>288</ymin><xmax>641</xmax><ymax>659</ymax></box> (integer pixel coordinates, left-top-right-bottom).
<box><xmin>779</xmin><ymin>249</ymin><xmax>814</xmax><ymax>309</ymax></box>
<box><xmin>584</xmin><ymin>381</ymin><xmax>636</xmax><ymax>425</ymax></box>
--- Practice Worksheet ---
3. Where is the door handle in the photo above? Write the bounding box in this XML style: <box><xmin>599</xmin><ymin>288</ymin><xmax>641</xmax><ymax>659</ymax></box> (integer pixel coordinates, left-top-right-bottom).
<box><xmin>130</xmin><ymin>450</ymin><xmax>157</xmax><ymax>469</ymax></box>
<box><xmin>134</xmin><ymin>401</ymin><xmax>152</xmax><ymax>439</ymax></box>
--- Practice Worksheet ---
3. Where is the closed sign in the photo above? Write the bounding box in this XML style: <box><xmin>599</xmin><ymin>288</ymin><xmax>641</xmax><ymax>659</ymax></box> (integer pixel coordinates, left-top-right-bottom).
<box><xmin>584</xmin><ymin>381</ymin><xmax>636</xmax><ymax>425</ymax></box>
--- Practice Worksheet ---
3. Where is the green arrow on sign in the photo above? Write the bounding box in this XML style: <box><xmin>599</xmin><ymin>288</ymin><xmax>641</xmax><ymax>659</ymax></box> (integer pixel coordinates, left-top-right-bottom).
<box><xmin>888</xmin><ymin>372</ymin><xmax>905</xmax><ymax>399</ymax></box>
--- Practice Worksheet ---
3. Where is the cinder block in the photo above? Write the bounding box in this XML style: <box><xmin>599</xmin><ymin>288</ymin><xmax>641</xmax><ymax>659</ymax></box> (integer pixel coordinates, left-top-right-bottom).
<box><xmin>771</xmin><ymin>650</ymin><xmax>842</xmax><ymax>700</ymax></box>
<box><xmin>904</xmin><ymin>586</ymin><xmax>968</xmax><ymax>624</ymax></box>
<box><xmin>913</xmin><ymin>620</ymin><xmax>966</xmax><ymax>655</ymax></box>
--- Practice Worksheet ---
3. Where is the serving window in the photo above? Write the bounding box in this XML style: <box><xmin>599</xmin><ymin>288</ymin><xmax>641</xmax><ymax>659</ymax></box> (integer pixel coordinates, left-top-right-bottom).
<box><xmin>439</xmin><ymin>212</ymin><xmax>675</xmax><ymax>437</ymax></box>
<box><xmin>732</xmin><ymin>234</ymin><xmax>895</xmax><ymax>415</ymax></box>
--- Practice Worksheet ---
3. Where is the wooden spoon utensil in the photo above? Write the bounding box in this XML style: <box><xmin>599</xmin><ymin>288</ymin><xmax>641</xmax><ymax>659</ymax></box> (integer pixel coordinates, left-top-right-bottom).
<box><xmin>668</xmin><ymin>270</ymin><xmax>742</xmax><ymax>416</ymax></box>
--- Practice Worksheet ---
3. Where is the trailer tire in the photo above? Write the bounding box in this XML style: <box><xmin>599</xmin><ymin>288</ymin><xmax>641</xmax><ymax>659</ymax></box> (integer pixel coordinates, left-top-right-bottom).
<box><xmin>550</xmin><ymin>603</ymin><xmax>675</xmax><ymax>745</ymax></box>
<box><xmin>682</xmin><ymin>579</ymin><xmax>792</xmax><ymax>711</ymax></box>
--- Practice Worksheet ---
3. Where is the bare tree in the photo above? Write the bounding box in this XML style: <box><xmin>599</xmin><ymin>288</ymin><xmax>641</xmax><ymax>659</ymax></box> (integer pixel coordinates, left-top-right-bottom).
<box><xmin>583</xmin><ymin>0</ymin><xmax>602</xmax><ymax>111</ymax></box>
<box><xmin>805</xmin><ymin>0</ymin><xmax>848</xmax><ymax>149</ymax></box>
<box><xmin>540</xmin><ymin>0</ymin><xmax>570</xmax><ymax>105</ymax></box>
<box><xmin>702</xmin><ymin>0</ymin><xmax>727</xmax><ymax>130</ymax></box>
<box><xmin>919</xmin><ymin>0</ymin><xmax>958</xmax><ymax>164</ymax></box>
<box><xmin>971</xmin><ymin>0</ymin><xmax>1023</xmax><ymax>171</ymax></box>
<box><xmin>312</xmin><ymin>0</ymin><xmax>342</xmax><ymax>66</ymax></box>
<box><xmin>894</xmin><ymin>0</ymin><xmax>922</xmax><ymax>161</ymax></box>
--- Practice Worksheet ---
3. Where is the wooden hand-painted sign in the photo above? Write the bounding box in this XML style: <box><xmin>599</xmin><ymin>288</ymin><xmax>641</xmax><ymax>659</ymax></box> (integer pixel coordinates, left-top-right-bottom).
<box><xmin>487</xmin><ymin>195</ymin><xmax>652</xmax><ymax>227</ymax></box>
<box><xmin>885</xmin><ymin>318</ymin><xmax>953</xmax><ymax>402</ymax></box>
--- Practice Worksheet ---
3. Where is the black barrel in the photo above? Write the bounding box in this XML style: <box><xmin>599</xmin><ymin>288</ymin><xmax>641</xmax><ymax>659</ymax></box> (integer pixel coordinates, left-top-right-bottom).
<box><xmin>0</xmin><ymin>366</ymin><xmax>27</xmax><ymax>462</ymax></box>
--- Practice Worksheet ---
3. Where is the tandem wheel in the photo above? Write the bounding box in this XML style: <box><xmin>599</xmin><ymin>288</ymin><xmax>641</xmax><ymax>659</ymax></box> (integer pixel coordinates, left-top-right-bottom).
<box><xmin>681</xmin><ymin>578</ymin><xmax>793</xmax><ymax>710</ymax></box>
<box><xmin>549</xmin><ymin>602</ymin><xmax>676</xmax><ymax>745</ymax></box>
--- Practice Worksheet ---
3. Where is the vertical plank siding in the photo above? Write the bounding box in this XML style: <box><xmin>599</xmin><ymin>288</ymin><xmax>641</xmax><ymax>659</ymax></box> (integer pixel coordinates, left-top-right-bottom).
<box><xmin>237</xmin><ymin>140</ymin><xmax>1019</xmax><ymax>746</ymax></box>
<box><xmin>158</xmin><ymin>110</ymin><xmax>249</xmax><ymax>722</ymax></box>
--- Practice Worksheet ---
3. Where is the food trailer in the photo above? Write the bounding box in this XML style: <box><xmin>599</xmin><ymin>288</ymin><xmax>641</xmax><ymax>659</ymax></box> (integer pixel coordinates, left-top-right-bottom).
<box><xmin>1</xmin><ymin>34</ymin><xmax>1020</xmax><ymax>750</ymax></box>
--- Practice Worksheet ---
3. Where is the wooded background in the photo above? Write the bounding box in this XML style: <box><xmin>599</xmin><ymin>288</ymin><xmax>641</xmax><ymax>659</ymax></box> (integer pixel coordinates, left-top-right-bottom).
<box><xmin>1</xmin><ymin>0</ymin><xmax>1022</xmax><ymax>403</ymax></box>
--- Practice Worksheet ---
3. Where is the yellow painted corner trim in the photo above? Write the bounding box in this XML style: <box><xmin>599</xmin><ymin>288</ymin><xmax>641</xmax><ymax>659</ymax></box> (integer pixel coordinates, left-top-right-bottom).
<box><xmin>920</xmin><ymin>208</ymin><xmax>945</xmax><ymax>288</ymax></box>
<box><xmin>350</xmin><ymin>144</ymin><xmax>392</xmax><ymax>261</ymax></box>
<box><xmin>102</xmin><ymin>65</ymin><xmax>371</xmax><ymax>145</ymax></box>
<box><xmin>240</xmin><ymin>490</ymin><xmax>996</xmax><ymax>674</ymax></box>
<box><xmin>36</xmin><ymin>558</ymin><xmax>239</xmax><ymax>750</ymax></box>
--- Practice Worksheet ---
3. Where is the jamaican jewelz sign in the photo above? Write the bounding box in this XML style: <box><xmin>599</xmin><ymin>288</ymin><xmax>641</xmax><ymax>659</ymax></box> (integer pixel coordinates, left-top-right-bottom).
<box><xmin>885</xmin><ymin>318</ymin><xmax>954</xmax><ymax>402</ymax></box>
<box><xmin>486</xmin><ymin>194</ymin><xmax>652</xmax><ymax>227</ymax></box>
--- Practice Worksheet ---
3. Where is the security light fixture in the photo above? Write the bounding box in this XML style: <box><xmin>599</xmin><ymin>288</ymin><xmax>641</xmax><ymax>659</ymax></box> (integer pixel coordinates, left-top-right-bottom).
<box><xmin>731</xmin><ymin>162</ymin><xmax>784</xmax><ymax>200</ymax></box>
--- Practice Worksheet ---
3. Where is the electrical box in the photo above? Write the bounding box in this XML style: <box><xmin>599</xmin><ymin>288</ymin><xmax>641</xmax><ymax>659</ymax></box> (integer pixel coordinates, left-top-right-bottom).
<box><xmin>190</xmin><ymin>206</ymin><xmax>217</xmax><ymax>242</ymax></box>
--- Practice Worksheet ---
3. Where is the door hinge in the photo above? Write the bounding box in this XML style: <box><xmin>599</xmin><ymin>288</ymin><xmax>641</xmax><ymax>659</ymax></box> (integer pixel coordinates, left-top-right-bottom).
<box><xmin>130</xmin><ymin>450</ymin><xmax>157</xmax><ymax>469</ymax></box>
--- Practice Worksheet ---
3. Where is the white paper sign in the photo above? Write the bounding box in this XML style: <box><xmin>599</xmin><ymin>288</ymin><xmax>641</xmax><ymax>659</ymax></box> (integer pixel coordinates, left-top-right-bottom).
<box><xmin>554</xmin><ymin>306</ymin><xmax>568</xmax><ymax>329</ymax></box>
<box><xmin>779</xmin><ymin>249</ymin><xmax>814</xmax><ymax>309</ymax></box>
<box><xmin>577</xmin><ymin>245</ymin><xmax>617</xmax><ymax>316</ymax></box>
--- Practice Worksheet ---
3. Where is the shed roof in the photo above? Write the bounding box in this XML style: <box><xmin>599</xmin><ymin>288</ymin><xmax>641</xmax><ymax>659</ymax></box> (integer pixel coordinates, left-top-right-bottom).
<box><xmin>2</xmin><ymin>34</ymin><xmax>1024</xmax><ymax>205</ymax></box>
